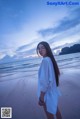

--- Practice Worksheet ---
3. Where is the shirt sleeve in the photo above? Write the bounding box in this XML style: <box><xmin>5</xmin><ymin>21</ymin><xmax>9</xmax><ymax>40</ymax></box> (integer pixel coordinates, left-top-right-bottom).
<box><xmin>40</xmin><ymin>59</ymin><xmax>49</xmax><ymax>92</ymax></box>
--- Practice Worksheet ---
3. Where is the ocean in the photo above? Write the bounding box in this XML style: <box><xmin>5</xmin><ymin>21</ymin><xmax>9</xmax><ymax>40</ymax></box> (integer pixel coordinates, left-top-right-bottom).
<box><xmin>0</xmin><ymin>52</ymin><xmax>80</xmax><ymax>80</ymax></box>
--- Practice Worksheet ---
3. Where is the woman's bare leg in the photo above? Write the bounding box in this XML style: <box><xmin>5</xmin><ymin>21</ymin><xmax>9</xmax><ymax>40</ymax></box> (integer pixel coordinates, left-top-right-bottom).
<box><xmin>56</xmin><ymin>107</ymin><xmax>62</xmax><ymax>119</ymax></box>
<box><xmin>43</xmin><ymin>104</ymin><xmax>55</xmax><ymax>119</ymax></box>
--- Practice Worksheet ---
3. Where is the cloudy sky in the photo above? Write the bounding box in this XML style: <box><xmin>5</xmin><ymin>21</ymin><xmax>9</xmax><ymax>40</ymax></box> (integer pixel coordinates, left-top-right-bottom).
<box><xmin>0</xmin><ymin>0</ymin><xmax>80</xmax><ymax>59</ymax></box>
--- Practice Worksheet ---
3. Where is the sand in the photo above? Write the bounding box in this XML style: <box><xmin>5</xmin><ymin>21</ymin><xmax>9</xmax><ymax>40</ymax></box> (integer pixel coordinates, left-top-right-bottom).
<box><xmin>59</xmin><ymin>68</ymin><xmax>80</xmax><ymax>119</ymax></box>
<box><xmin>0</xmin><ymin>68</ymin><xmax>80</xmax><ymax>119</ymax></box>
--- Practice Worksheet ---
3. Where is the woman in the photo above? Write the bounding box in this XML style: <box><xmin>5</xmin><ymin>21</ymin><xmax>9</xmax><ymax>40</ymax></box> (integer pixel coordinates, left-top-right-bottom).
<box><xmin>36</xmin><ymin>41</ymin><xmax>62</xmax><ymax>119</ymax></box>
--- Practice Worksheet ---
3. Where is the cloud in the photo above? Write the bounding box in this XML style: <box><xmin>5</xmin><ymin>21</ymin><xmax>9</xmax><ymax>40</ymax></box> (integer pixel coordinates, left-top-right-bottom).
<box><xmin>16</xmin><ymin>40</ymin><xmax>38</xmax><ymax>52</ymax></box>
<box><xmin>14</xmin><ymin>40</ymin><xmax>39</xmax><ymax>58</ymax></box>
<box><xmin>15</xmin><ymin>47</ymin><xmax>37</xmax><ymax>59</ymax></box>
<box><xmin>38</xmin><ymin>8</ymin><xmax>80</xmax><ymax>37</ymax></box>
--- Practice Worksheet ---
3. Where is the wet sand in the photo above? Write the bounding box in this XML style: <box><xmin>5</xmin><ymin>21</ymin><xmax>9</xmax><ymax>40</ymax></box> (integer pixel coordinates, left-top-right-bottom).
<box><xmin>0</xmin><ymin>68</ymin><xmax>80</xmax><ymax>119</ymax></box>
<box><xmin>59</xmin><ymin>69</ymin><xmax>80</xmax><ymax>119</ymax></box>
<box><xmin>0</xmin><ymin>73</ymin><xmax>46</xmax><ymax>119</ymax></box>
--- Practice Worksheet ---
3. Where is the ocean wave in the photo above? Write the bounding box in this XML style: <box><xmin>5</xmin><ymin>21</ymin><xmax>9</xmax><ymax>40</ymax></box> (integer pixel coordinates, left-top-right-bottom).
<box><xmin>0</xmin><ymin>53</ymin><xmax>80</xmax><ymax>76</ymax></box>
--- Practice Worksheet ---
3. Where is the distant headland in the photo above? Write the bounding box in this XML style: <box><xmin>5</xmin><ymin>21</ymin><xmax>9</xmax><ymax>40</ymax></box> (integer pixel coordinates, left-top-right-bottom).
<box><xmin>59</xmin><ymin>44</ymin><xmax>80</xmax><ymax>55</ymax></box>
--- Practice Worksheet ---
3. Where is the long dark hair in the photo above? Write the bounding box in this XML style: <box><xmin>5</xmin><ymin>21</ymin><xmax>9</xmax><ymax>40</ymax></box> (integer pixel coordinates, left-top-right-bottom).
<box><xmin>36</xmin><ymin>41</ymin><xmax>60</xmax><ymax>87</ymax></box>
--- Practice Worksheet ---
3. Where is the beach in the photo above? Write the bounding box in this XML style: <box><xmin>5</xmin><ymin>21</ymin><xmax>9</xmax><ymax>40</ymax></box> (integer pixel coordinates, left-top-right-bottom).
<box><xmin>0</xmin><ymin>68</ymin><xmax>80</xmax><ymax>119</ymax></box>
<box><xmin>59</xmin><ymin>68</ymin><xmax>80</xmax><ymax>119</ymax></box>
<box><xmin>0</xmin><ymin>70</ymin><xmax>46</xmax><ymax>119</ymax></box>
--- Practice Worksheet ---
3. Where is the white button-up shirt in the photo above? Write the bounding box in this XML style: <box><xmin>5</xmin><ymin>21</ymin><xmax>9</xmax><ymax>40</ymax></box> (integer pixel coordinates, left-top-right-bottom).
<box><xmin>38</xmin><ymin>56</ymin><xmax>61</xmax><ymax>114</ymax></box>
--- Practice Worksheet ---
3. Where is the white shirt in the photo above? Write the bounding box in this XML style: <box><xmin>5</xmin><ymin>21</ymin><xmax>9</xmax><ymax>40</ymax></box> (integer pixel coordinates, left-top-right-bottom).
<box><xmin>38</xmin><ymin>56</ymin><xmax>61</xmax><ymax>114</ymax></box>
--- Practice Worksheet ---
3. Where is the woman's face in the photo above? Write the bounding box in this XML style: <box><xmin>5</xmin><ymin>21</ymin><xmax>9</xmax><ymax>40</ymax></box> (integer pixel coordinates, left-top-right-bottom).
<box><xmin>38</xmin><ymin>44</ymin><xmax>47</xmax><ymax>57</ymax></box>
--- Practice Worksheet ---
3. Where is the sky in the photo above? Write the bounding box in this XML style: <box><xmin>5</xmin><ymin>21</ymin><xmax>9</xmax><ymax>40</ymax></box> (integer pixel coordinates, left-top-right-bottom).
<box><xmin>0</xmin><ymin>0</ymin><xmax>80</xmax><ymax>59</ymax></box>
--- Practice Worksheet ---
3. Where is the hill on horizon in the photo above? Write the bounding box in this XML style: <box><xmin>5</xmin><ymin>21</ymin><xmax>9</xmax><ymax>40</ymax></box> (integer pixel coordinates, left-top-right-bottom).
<box><xmin>59</xmin><ymin>44</ymin><xmax>80</xmax><ymax>55</ymax></box>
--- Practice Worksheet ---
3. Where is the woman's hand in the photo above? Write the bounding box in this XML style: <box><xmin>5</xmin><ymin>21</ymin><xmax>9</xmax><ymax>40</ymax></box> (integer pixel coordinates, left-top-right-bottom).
<box><xmin>38</xmin><ymin>98</ymin><xmax>44</xmax><ymax>106</ymax></box>
<box><xmin>38</xmin><ymin>91</ymin><xmax>45</xmax><ymax>106</ymax></box>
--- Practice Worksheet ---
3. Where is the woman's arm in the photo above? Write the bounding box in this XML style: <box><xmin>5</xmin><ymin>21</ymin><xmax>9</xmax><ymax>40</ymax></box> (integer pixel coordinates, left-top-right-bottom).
<box><xmin>39</xmin><ymin>58</ymin><xmax>49</xmax><ymax>105</ymax></box>
<box><xmin>39</xmin><ymin>91</ymin><xmax>45</xmax><ymax>106</ymax></box>
<box><xmin>40</xmin><ymin>91</ymin><xmax>45</xmax><ymax>102</ymax></box>
<box><xmin>40</xmin><ymin>59</ymin><xmax>49</xmax><ymax>92</ymax></box>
